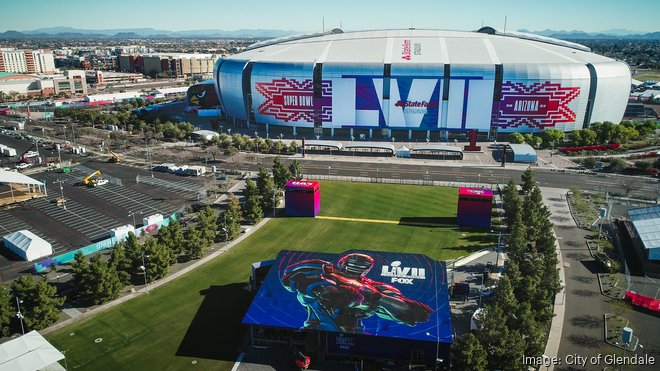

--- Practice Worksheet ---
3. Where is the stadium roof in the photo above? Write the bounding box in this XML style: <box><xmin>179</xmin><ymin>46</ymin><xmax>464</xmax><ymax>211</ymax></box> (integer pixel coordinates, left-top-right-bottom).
<box><xmin>243</xmin><ymin>249</ymin><xmax>453</xmax><ymax>344</ymax></box>
<box><xmin>232</xmin><ymin>29</ymin><xmax>614</xmax><ymax>65</ymax></box>
<box><xmin>627</xmin><ymin>205</ymin><xmax>660</xmax><ymax>259</ymax></box>
<box><xmin>0</xmin><ymin>330</ymin><xmax>65</xmax><ymax>371</ymax></box>
<box><xmin>0</xmin><ymin>170</ymin><xmax>42</xmax><ymax>186</ymax></box>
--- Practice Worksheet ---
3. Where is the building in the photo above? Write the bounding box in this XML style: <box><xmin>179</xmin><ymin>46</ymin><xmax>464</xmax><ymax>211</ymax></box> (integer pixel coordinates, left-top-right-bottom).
<box><xmin>0</xmin><ymin>330</ymin><xmax>66</xmax><ymax>370</ymax></box>
<box><xmin>0</xmin><ymin>48</ymin><xmax>56</xmax><ymax>74</ymax></box>
<box><xmin>214</xmin><ymin>28</ymin><xmax>631</xmax><ymax>139</ymax></box>
<box><xmin>0</xmin><ymin>69</ymin><xmax>87</xmax><ymax>97</ymax></box>
<box><xmin>85</xmin><ymin>70</ymin><xmax>144</xmax><ymax>85</ymax></box>
<box><xmin>118</xmin><ymin>53</ymin><xmax>217</xmax><ymax>78</ymax></box>
<box><xmin>244</xmin><ymin>249</ymin><xmax>453</xmax><ymax>367</ymax></box>
<box><xmin>621</xmin><ymin>205</ymin><xmax>660</xmax><ymax>276</ymax></box>
<box><xmin>2</xmin><ymin>230</ymin><xmax>53</xmax><ymax>262</ymax></box>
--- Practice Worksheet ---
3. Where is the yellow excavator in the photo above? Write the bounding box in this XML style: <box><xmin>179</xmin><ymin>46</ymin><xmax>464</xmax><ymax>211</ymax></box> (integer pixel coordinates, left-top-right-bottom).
<box><xmin>107</xmin><ymin>148</ymin><xmax>120</xmax><ymax>163</ymax></box>
<box><xmin>83</xmin><ymin>170</ymin><xmax>105</xmax><ymax>187</ymax></box>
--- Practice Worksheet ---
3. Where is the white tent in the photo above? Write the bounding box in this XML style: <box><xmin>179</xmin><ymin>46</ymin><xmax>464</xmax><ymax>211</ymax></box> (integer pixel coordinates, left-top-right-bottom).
<box><xmin>0</xmin><ymin>330</ymin><xmax>65</xmax><ymax>371</ymax></box>
<box><xmin>2</xmin><ymin>230</ymin><xmax>52</xmax><ymax>262</ymax></box>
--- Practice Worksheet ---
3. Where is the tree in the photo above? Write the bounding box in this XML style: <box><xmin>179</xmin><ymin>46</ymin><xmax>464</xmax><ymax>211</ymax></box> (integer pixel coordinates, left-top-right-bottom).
<box><xmin>451</xmin><ymin>333</ymin><xmax>488</xmax><ymax>371</ymax></box>
<box><xmin>582</xmin><ymin>157</ymin><xmax>597</xmax><ymax>169</ymax></box>
<box><xmin>221</xmin><ymin>194</ymin><xmax>242</xmax><ymax>241</ymax></box>
<box><xmin>109</xmin><ymin>242</ymin><xmax>132</xmax><ymax>286</ymax></box>
<box><xmin>11</xmin><ymin>275</ymin><xmax>64</xmax><ymax>331</ymax></box>
<box><xmin>521</xmin><ymin>168</ymin><xmax>536</xmax><ymax>194</ymax></box>
<box><xmin>243</xmin><ymin>179</ymin><xmax>263</xmax><ymax>223</ymax></box>
<box><xmin>522</xmin><ymin>186</ymin><xmax>548</xmax><ymax>241</ymax></box>
<box><xmin>86</xmin><ymin>254</ymin><xmax>123</xmax><ymax>305</ymax></box>
<box><xmin>184</xmin><ymin>224</ymin><xmax>206</xmax><ymax>260</ymax></box>
<box><xmin>197</xmin><ymin>206</ymin><xmax>217</xmax><ymax>246</ymax></box>
<box><xmin>289</xmin><ymin>159</ymin><xmax>303</xmax><ymax>180</ymax></box>
<box><xmin>567</xmin><ymin>130</ymin><xmax>582</xmax><ymax>146</ymax></box>
<box><xmin>513</xmin><ymin>302</ymin><xmax>546</xmax><ymax>359</ymax></box>
<box><xmin>476</xmin><ymin>305</ymin><xmax>526</xmax><ymax>370</ymax></box>
<box><xmin>493</xmin><ymin>276</ymin><xmax>518</xmax><ymax>315</ymax></box>
<box><xmin>578</xmin><ymin>128</ymin><xmax>597</xmax><ymax>146</ymax></box>
<box><xmin>142</xmin><ymin>237</ymin><xmax>174</xmax><ymax>280</ymax></box>
<box><xmin>509</xmin><ymin>132</ymin><xmax>524</xmax><ymax>144</ymax></box>
<box><xmin>272</xmin><ymin>157</ymin><xmax>291</xmax><ymax>189</ymax></box>
<box><xmin>634</xmin><ymin>161</ymin><xmax>651</xmax><ymax>172</ymax></box>
<box><xmin>168</xmin><ymin>220</ymin><xmax>186</xmax><ymax>255</ymax></box>
<box><xmin>123</xmin><ymin>232</ymin><xmax>143</xmax><ymax>274</ymax></box>
<box><xmin>0</xmin><ymin>285</ymin><xmax>11</xmax><ymax>336</ymax></box>
<box><xmin>257</xmin><ymin>166</ymin><xmax>279</xmax><ymax>212</ymax></box>
<box><xmin>540</xmin><ymin>128</ymin><xmax>564</xmax><ymax>148</ymax></box>
<box><xmin>617</xmin><ymin>177</ymin><xmax>640</xmax><ymax>197</ymax></box>
<box><xmin>608</xmin><ymin>158</ymin><xmax>626</xmax><ymax>172</ymax></box>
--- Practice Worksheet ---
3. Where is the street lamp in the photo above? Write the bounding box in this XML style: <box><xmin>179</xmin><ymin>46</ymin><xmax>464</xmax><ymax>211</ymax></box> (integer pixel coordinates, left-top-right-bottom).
<box><xmin>140</xmin><ymin>253</ymin><xmax>150</xmax><ymax>294</ymax></box>
<box><xmin>129</xmin><ymin>211</ymin><xmax>137</xmax><ymax>227</ymax></box>
<box><xmin>16</xmin><ymin>297</ymin><xmax>25</xmax><ymax>334</ymax></box>
<box><xmin>478</xmin><ymin>173</ymin><xmax>481</xmax><ymax>185</ymax></box>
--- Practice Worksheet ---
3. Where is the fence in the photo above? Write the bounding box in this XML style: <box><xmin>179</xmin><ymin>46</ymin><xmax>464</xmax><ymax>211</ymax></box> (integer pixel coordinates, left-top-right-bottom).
<box><xmin>304</xmin><ymin>173</ymin><xmax>500</xmax><ymax>190</ymax></box>
<box><xmin>33</xmin><ymin>214</ymin><xmax>178</xmax><ymax>272</ymax></box>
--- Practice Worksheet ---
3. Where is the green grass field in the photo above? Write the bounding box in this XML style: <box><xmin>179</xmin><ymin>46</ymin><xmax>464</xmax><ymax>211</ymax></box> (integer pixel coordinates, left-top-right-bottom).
<box><xmin>46</xmin><ymin>181</ymin><xmax>495</xmax><ymax>370</ymax></box>
<box><xmin>633</xmin><ymin>70</ymin><xmax>660</xmax><ymax>82</ymax></box>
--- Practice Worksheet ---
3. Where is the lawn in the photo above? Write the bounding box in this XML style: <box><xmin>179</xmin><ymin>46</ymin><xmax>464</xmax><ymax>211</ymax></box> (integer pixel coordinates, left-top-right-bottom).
<box><xmin>633</xmin><ymin>70</ymin><xmax>660</xmax><ymax>82</ymax></box>
<box><xmin>46</xmin><ymin>181</ymin><xmax>495</xmax><ymax>370</ymax></box>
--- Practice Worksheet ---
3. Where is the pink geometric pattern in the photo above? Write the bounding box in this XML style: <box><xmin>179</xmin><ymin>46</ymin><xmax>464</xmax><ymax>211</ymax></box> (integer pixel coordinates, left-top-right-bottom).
<box><xmin>495</xmin><ymin>81</ymin><xmax>580</xmax><ymax>130</ymax></box>
<box><xmin>255</xmin><ymin>78</ymin><xmax>332</xmax><ymax>123</ymax></box>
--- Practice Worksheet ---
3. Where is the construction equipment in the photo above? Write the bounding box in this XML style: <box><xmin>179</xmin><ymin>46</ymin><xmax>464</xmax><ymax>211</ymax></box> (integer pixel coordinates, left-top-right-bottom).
<box><xmin>107</xmin><ymin>148</ymin><xmax>120</xmax><ymax>163</ymax></box>
<box><xmin>83</xmin><ymin>170</ymin><xmax>102</xmax><ymax>186</ymax></box>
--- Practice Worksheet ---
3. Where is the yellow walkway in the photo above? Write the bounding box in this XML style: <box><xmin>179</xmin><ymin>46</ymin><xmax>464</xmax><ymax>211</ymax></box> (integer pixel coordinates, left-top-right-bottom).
<box><xmin>315</xmin><ymin>215</ymin><xmax>444</xmax><ymax>227</ymax></box>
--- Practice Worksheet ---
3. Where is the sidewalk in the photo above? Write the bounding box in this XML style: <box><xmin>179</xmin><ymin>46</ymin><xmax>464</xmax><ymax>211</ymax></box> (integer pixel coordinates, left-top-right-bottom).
<box><xmin>540</xmin><ymin>187</ymin><xmax>570</xmax><ymax>371</ymax></box>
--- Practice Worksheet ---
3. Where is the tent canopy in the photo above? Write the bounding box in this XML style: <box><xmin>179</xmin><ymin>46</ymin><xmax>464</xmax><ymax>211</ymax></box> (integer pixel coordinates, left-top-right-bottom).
<box><xmin>3</xmin><ymin>230</ymin><xmax>52</xmax><ymax>262</ymax></box>
<box><xmin>0</xmin><ymin>330</ymin><xmax>65</xmax><ymax>371</ymax></box>
<box><xmin>0</xmin><ymin>170</ymin><xmax>43</xmax><ymax>186</ymax></box>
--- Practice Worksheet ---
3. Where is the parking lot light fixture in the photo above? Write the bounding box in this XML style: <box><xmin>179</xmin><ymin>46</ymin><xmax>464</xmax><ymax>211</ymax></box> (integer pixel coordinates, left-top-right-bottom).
<box><xmin>16</xmin><ymin>297</ymin><xmax>25</xmax><ymax>334</ymax></box>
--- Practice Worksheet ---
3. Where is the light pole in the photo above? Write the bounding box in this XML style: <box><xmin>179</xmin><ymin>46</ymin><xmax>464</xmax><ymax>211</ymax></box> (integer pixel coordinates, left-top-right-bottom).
<box><xmin>129</xmin><ymin>211</ymin><xmax>137</xmax><ymax>227</ymax></box>
<box><xmin>478</xmin><ymin>173</ymin><xmax>481</xmax><ymax>186</ymax></box>
<box><xmin>16</xmin><ymin>297</ymin><xmax>25</xmax><ymax>334</ymax></box>
<box><xmin>55</xmin><ymin>179</ymin><xmax>66</xmax><ymax>210</ymax></box>
<box><xmin>140</xmin><ymin>253</ymin><xmax>149</xmax><ymax>294</ymax></box>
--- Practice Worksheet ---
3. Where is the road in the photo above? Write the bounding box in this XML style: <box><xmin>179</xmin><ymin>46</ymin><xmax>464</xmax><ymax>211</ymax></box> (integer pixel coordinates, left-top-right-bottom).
<box><xmin>236</xmin><ymin>156</ymin><xmax>659</xmax><ymax>199</ymax></box>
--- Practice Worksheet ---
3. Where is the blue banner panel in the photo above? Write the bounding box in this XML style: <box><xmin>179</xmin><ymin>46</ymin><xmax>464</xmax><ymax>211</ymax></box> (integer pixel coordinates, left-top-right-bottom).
<box><xmin>243</xmin><ymin>250</ymin><xmax>452</xmax><ymax>345</ymax></box>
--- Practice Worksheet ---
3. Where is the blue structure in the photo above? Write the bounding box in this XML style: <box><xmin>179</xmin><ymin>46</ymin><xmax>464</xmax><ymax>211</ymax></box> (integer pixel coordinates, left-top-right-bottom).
<box><xmin>627</xmin><ymin>206</ymin><xmax>660</xmax><ymax>261</ymax></box>
<box><xmin>244</xmin><ymin>249</ymin><xmax>453</xmax><ymax>365</ymax></box>
<box><xmin>507</xmin><ymin>143</ymin><xmax>538</xmax><ymax>163</ymax></box>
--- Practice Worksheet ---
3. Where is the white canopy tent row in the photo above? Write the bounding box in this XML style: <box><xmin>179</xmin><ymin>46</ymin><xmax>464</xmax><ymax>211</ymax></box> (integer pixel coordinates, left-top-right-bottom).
<box><xmin>2</xmin><ymin>230</ymin><xmax>53</xmax><ymax>262</ymax></box>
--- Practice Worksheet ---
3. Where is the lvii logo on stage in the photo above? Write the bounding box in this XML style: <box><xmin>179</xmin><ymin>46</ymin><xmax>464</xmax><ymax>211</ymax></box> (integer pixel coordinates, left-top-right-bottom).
<box><xmin>495</xmin><ymin>81</ymin><xmax>580</xmax><ymax>130</ymax></box>
<box><xmin>255</xmin><ymin>78</ymin><xmax>332</xmax><ymax>123</ymax></box>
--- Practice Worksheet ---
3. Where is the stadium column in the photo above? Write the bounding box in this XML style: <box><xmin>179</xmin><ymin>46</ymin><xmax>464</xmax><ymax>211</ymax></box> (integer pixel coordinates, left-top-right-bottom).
<box><xmin>491</xmin><ymin>64</ymin><xmax>503</xmax><ymax>141</ymax></box>
<box><xmin>442</xmin><ymin>65</ymin><xmax>450</xmax><ymax>142</ymax></box>
<box><xmin>242</xmin><ymin>61</ymin><xmax>256</xmax><ymax>126</ymax></box>
<box><xmin>313</xmin><ymin>63</ymin><xmax>325</xmax><ymax>137</ymax></box>
<box><xmin>583</xmin><ymin>63</ymin><xmax>598</xmax><ymax>128</ymax></box>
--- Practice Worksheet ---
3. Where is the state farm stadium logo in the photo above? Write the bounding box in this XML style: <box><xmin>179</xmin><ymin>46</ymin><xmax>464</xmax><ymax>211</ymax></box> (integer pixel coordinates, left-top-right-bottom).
<box><xmin>400</xmin><ymin>40</ymin><xmax>422</xmax><ymax>60</ymax></box>
<box><xmin>255</xmin><ymin>78</ymin><xmax>332</xmax><ymax>123</ymax></box>
<box><xmin>495</xmin><ymin>81</ymin><xmax>580</xmax><ymax>130</ymax></box>
<box><xmin>380</xmin><ymin>261</ymin><xmax>426</xmax><ymax>284</ymax></box>
<box><xmin>401</xmin><ymin>40</ymin><xmax>412</xmax><ymax>60</ymax></box>
<box><xmin>395</xmin><ymin>100</ymin><xmax>438</xmax><ymax>114</ymax></box>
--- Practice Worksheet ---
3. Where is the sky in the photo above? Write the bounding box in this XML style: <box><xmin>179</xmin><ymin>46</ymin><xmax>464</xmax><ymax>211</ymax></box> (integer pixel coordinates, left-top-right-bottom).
<box><xmin>3</xmin><ymin>0</ymin><xmax>659</xmax><ymax>34</ymax></box>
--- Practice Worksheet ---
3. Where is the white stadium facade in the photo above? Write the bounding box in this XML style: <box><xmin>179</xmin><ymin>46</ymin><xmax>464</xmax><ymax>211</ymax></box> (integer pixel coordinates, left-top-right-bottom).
<box><xmin>213</xmin><ymin>28</ymin><xmax>630</xmax><ymax>139</ymax></box>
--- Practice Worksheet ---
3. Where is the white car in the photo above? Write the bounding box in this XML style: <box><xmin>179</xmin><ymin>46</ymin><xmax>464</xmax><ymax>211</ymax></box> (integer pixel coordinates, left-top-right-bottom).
<box><xmin>15</xmin><ymin>163</ymin><xmax>32</xmax><ymax>170</ymax></box>
<box><xmin>94</xmin><ymin>179</ymin><xmax>109</xmax><ymax>186</ymax></box>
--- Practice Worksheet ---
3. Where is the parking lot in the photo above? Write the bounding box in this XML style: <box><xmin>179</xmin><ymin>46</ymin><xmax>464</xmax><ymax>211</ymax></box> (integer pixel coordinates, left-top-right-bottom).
<box><xmin>0</xmin><ymin>155</ymin><xmax>209</xmax><ymax>281</ymax></box>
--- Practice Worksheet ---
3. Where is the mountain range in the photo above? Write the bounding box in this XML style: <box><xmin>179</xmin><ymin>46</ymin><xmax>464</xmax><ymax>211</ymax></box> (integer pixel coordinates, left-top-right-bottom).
<box><xmin>517</xmin><ymin>28</ymin><xmax>660</xmax><ymax>40</ymax></box>
<box><xmin>0</xmin><ymin>27</ymin><xmax>299</xmax><ymax>39</ymax></box>
<box><xmin>0</xmin><ymin>26</ymin><xmax>658</xmax><ymax>40</ymax></box>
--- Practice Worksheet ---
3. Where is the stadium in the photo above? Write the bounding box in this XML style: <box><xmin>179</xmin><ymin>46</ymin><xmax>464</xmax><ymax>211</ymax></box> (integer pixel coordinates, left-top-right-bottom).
<box><xmin>212</xmin><ymin>28</ymin><xmax>631</xmax><ymax>139</ymax></box>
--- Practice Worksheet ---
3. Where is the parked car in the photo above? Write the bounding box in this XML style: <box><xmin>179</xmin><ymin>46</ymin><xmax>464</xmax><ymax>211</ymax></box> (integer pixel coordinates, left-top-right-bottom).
<box><xmin>15</xmin><ymin>163</ymin><xmax>32</xmax><ymax>170</ymax></box>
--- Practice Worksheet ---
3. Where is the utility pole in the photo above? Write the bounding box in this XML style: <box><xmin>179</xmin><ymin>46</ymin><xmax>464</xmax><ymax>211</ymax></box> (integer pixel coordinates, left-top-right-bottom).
<box><xmin>55</xmin><ymin>179</ymin><xmax>66</xmax><ymax>210</ymax></box>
